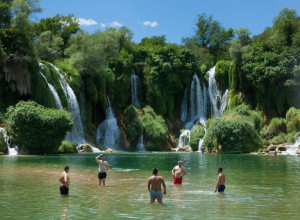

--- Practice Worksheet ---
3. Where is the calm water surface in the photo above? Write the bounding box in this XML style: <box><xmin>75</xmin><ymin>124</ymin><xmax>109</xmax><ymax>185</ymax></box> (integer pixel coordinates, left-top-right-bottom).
<box><xmin>0</xmin><ymin>153</ymin><xmax>300</xmax><ymax>219</ymax></box>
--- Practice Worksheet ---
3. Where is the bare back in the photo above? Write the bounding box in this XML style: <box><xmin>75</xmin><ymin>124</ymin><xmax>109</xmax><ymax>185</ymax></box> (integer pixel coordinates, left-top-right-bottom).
<box><xmin>217</xmin><ymin>173</ymin><xmax>225</xmax><ymax>185</ymax></box>
<box><xmin>59</xmin><ymin>171</ymin><xmax>70</xmax><ymax>188</ymax></box>
<box><xmin>148</xmin><ymin>175</ymin><xmax>165</xmax><ymax>191</ymax></box>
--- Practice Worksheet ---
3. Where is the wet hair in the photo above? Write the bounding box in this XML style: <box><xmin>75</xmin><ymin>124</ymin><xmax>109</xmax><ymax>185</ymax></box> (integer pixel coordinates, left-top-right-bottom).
<box><xmin>218</xmin><ymin>167</ymin><xmax>222</xmax><ymax>172</ymax></box>
<box><xmin>178</xmin><ymin>161</ymin><xmax>182</xmax><ymax>164</ymax></box>
<box><xmin>152</xmin><ymin>168</ymin><xmax>158</xmax><ymax>174</ymax></box>
<box><xmin>64</xmin><ymin>166</ymin><xmax>69</xmax><ymax>171</ymax></box>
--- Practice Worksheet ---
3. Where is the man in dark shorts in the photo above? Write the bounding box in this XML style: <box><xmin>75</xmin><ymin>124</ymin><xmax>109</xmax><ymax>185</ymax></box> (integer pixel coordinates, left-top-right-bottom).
<box><xmin>95</xmin><ymin>154</ymin><xmax>112</xmax><ymax>187</ymax></box>
<box><xmin>59</xmin><ymin>166</ymin><xmax>70</xmax><ymax>195</ymax></box>
<box><xmin>148</xmin><ymin>168</ymin><xmax>167</xmax><ymax>204</ymax></box>
<box><xmin>215</xmin><ymin>167</ymin><xmax>226</xmax><ymax>193</ymax></box>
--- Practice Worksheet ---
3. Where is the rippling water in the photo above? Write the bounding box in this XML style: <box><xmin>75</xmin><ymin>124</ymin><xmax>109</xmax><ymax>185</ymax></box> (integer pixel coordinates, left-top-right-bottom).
<box><xmin>0</xmin><ymin>153</ymin><xmax>300</xmax><ymax>219</ymax></box>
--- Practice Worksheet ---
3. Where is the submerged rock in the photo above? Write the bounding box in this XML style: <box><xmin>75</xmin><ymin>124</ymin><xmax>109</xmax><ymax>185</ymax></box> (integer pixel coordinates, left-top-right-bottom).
<box><xmin>177</xmin><ymin>145</ymin><xmax>190</xmax><ymax>152</ymax></box>
<box><xmin>77</xmin><ymin>144</ymin><xmax>93</xmax><ymax>153</ymax></box>
<box><xmin>105</xmin><ymin>148</ymin><xmax>115</xmax><ymax>153</ymax></box>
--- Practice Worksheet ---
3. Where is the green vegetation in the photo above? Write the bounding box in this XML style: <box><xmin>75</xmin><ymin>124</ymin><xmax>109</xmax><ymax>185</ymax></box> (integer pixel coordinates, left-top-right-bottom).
<box><xmin>123</xmin><ymin>105</ymin><xmax>143</xmax><ymax>142</ymax></box>
<box><xmin>204</xmin><ymin>105</ymin><xmax>263</xmax><ymax>152</ymax></box>
<box><xmin>189</xmin><ymin>125</ymin><xmax>205</xmax><ymax>151</ymax></box>
<box><xmin>0</xmin><ymin>2</ymin><xmax>300</xmax><ymax>153</ymax></box>
<box><xmin>0</xmin><ymin>131</ymin><xmax>8</xmax><ymax>153</ymax></box>
<box><xmin>6</xmin><ymin>101</ymin><xmax>73</xmax><ymax>154</ymax></box>
<box><xmin>58</xmin><ymin>141</ymin><xmax>77</xmax><ymax>153</ymax></box>
<box><xmin>141</xmin><ymin>106</ymin><xmax>169</xmax><ymax>151</ymax></box>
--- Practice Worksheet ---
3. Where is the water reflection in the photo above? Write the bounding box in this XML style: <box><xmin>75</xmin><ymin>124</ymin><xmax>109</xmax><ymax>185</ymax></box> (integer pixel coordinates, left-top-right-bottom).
<box><xmin>59</xmin><ymin>196</ymin><xmax>69</xmax><ymax>219</ymax></box>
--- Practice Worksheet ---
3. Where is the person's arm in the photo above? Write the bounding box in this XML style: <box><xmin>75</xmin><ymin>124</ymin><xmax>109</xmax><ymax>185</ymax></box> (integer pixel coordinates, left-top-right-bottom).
<box><xmin>106</xmin><ymin>161</ymin><xmax>112</xmax><ymax>169</ymax></box>
<box><xmin>172</xmin><ymin>167</ymin><xmax>175</xmax><ymax>177</ymax></box>
<box><xmin>182</xmin><ymin>167</ymin><xmax>187</xmax><ymax>177</ymax></box>
<box><xmin>162</xmin><ymin>178</ymin><xmax>167</xmax><ymax>195</ymax></box>
<box><xmin>95</xmin><ymin>154</ymin><xmax>101</xmax><ymax>163</ymax></box>
<box><xmin>64</xmin><ymin>173</ymin><xmax>69</xmax><ymax>188</ymax></box>
<box><xmin>148</xmin><ymin>178</ymin><xmax>151</xmax><ymax>192</ymax></box>
<box><xmin>215</xmin><ymin>175</ymin><xmax>220</xmax><ymax>192</ymax></box>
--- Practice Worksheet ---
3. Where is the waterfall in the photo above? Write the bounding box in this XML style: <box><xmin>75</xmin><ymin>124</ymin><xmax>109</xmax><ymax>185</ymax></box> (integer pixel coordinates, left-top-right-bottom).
<box><xmin>96</xmin><ymin>97</ymin><xmax>121</xmax><ymax>150</ymax></box>
<box><xmin>39</xmin><ymin>63</ymin><xmax>63</xmax><ymax>109</ymax></box>
<box><xmin>281</xmin><ymin>137</ymin><xmax>300</xmax><ymax>155</ymax></box>
<box><xmin>131</xmin><ymin>69</ymin><xmax>142</xmax><ymax>108</ymax></box>
<box><xmin>207</xmin><ymin>67</ymin><xmax>229</xmax><ymax>117</ymax></box>
<box><xmin>136</xmin><ymin>134</ymin><xmax>146</xmax><ymax>152</ymax></box>
<box><xmin>177</xmin><ymin>73</ymin><xmax>207</xmax><ymax>150</ymax></box>
<box><xmin>0</xmin><ymin>127</ymin><xmax>18</xmax><ymax>155</ymax></box>
<box><xmin>51</xmin><ymin>64</ymin><xmax>86</xmax><ymax>145</ymax></box>
<box><xmin>197</xmin><ymin>138</ymin><xmax>204</xmax><ymax>152</ymax></box>
<box><xmin>180</xmin><ymin>88</ymin><xmax>188</xmax><ymax>123</ymax></box>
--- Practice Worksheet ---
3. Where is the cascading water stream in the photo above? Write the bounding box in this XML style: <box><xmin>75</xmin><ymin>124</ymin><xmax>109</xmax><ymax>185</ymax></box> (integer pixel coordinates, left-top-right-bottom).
<box><xmin>131</xmin><ymin>69</ymin><xmax>142</xmax><ymax>109</ymax></box>
<box><xmin>51</xmin><ymin>65</ymin><xmax>86</xmax><ymax>145</ymax></box>
<box><xmin>39</xmin><ymin>63</ymin><xmax>63</xmax><ymax>109</ymax></box>
<box><xmin>136</xmin><ymin>134</ymin><xmax>146</xmax><ymax>152</ymax></box>
<box><xmin>177</xmin><ymin>73</ymin><xmax>207</xmax><ymax>150</ymax></box>
<box><xmin>207</xmin><ymin>67</ymin><xmax>229</xmax><ymax>117</ymax></box>
<box><xmin>0</xmin><ymin>127</ymin><xmax>18</xmax><ymax>155</ymax></box>
<box><xmin>96</xmin><ymin>97</ymin><xmax>121</xmax><ymax>150</ymax></box>
<box><xmin>281</xmin><ymin>137</ymin><xmax>300</xmax><ymax>155</ymax></box>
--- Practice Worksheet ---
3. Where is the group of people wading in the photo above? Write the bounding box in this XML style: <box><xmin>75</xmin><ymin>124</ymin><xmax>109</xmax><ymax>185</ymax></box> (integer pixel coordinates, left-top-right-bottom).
<box><xmin>59</xmin><ymin>154</ymin><xmax>226</xmax><ymax>204</ymax></box>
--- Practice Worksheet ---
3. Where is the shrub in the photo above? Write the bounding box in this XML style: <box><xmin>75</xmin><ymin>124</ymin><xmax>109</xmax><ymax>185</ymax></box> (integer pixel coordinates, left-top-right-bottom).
<box><xmin>204</xmin><ymin>117</ymin><xmax>263</xmax><ymax>153</ymax></box>
<box><xmin>123</xmin><ymin>105</ymin><xmax>143</xmax><ymax>141</ymax></box>
<box><xmin>286</xmin><ymin>107</ymin><xmax>300</xmax><ymax>133</ymax></box>
<box><xmin>0</xmin><ymin>131</ymin><xmax>8</xmax><ymax>153</ymax></box>
<box><xmin>58</xmin><ymin>141</ymin><xmax>77</xmax><ymax>153</ymax></box>
<box><xmin>141</xmin><ymin>106</ymin><xmax>169</xmax><ymax>151</ymax></box>
<box><xmin>215</xmin><ymin>60</ymin><xmax>231</xmax><ymax>92</ymax></box>
<box><xmin>189</xmin><ymin>124</ymin><xmax>205</xmax><ymax>151</ymax></box>
<box><xmin>267</xmin><ymin>118</ymin><xmax>287</xmax><ymax>136</ymax></box>
<box><xmin>6</xmin><ymin>101</ymin><xmax>73</xmax><ymax>154</ymax></box>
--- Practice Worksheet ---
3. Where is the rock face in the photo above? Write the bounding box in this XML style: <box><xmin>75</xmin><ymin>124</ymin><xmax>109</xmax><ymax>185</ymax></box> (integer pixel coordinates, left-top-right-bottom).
<box><xmin>296</xmin><ymin>148</ymin><xmax>300</xmax><ymax>154</ymax></box>
<box><xmin>77</xmin><ymin>144</ymin><xmax>93</xmax><ymax>153</ymax></box>
<box><xmin>177</xmin><ymin>145</ymin><xmax>191</xmax><ymax>152</ymax></box>
<box><xmin>105</xmin><ymin>148</ymin><xmax>115</xmax><ymax>153</ymax></box>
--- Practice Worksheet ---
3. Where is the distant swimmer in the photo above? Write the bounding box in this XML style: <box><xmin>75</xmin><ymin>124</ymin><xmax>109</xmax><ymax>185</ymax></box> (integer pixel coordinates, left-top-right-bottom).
<box><xmin>59</xmin><ymin>166</ymin><xmax>70</xmax><ymax>195</ymax></box>
<box><xmin>215</xmin><ymin>167</ymin><xmax>226</xmax><ymax>193</ymax></box>
<box><xmin>172</xmin><ymin>161</ymin><xmax>186</xmax><ymax>184</ymax></box>
<box><xmin>95</xmin><ymin>154</ymin><xmax>112</xmax><ymax>187</ymax></box>
<box><xmin>148</xmin><ymin>168</ymin><xmax>166</xmax><ymax>204</ymax></box>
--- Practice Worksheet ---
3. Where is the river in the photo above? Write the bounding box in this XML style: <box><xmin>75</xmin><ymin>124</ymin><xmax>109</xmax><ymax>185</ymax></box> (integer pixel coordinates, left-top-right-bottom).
<box><xmin>0</xmin><ymin>153</ymin><xmax>299</xmax><ymax>219</ymax></box>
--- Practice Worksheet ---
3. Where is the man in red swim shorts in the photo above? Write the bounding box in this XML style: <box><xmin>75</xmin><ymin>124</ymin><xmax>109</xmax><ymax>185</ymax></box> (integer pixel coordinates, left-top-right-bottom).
<box><xmin>172</xmin><ymin>161</ymin><xmax>186</xmax><ymax>184</ymax></box>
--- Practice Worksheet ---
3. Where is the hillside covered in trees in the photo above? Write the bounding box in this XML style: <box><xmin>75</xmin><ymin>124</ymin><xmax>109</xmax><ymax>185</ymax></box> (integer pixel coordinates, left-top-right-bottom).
<box><xmin>0</xmin><ymin>0</ymin><xmax>299</xmax><ymax>154</ymax></box>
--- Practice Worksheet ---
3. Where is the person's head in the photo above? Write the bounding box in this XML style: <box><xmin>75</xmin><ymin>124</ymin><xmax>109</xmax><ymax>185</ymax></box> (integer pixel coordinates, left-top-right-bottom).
<box><xmin>178</xmin><ymin>161</ymin><xmax>182</xmax><ymax>166</ymax></box>
<box><xmin>64</xmin><ymin>166</ymin><xmax>70</xmax><ymax>173</ymax></box>
<box><xmin>218</xmin><ymin>167</ymin><xmax>222</xmax><ymax>173</ymax></box>
<box><xmin>152</xmin><ymin>168</ymin><xmax>158</xmax><ymax>175</ymax></box>
<box><xmin>100</xmin><ymin>154</ymin><xmax>105</xmax><ymax>160</ymax></box>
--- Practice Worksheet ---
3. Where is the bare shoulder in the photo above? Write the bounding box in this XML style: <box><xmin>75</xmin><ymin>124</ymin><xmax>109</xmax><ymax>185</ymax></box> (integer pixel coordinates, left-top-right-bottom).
<box><xmin>158</xmin><ymin>176</ymin><xmax>164</xmax><ymax>180</ymax></box>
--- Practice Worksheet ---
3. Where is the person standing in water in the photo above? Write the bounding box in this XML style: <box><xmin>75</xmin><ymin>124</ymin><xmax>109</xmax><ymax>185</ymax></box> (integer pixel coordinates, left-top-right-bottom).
<box><xmin>95</xmin><ymin>154</ymin><xmax>112</xmax><ymax>187</ymax></box>
<box><xmin>172</xmin><ymin>161</ymin><xmax>186</xmax><ymax>184</ymax></box>
<box><xmin>59</xmin><ymin>166</ymin><xmax>70</xmax><ymax>195</ymax></box>
<box><xmin>148</xmin><ymin>168</ymin><xmax>167</xmax><ymax>204</ymax></box>
<box><xmin>215</xmin><ymin>167</ymin><xmax>226</xmax><ymax>193</ymax></box>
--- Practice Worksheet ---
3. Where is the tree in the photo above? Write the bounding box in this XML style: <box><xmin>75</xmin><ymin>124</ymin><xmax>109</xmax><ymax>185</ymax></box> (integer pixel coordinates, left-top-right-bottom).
<box><xmin>194</xmin><ymin>13</ymin><xmax>234</xmax><ymax>60</ymax></box>
<box><xmin>34</xmin><ymin>14</ymin><xmax>81</xmax><ymax>49</ymax></box>
<box><xmin>11</xmin><ymin>0</ymin><xmax>41</xmax><ymax>35</ymax></box>
<box><xmin>0</xmin><ymin>0</ymin><xmax>13</xmax><ymax>28</ymax></box>
<box><xmin>35</xmin><ymin>30</ymin><xmax>63</xmax><ymax>60</ymax></box>
<box><xmin>6</xmin><ymin>101</ymin><xmax>73</xmax><ymax>154</ymax></box>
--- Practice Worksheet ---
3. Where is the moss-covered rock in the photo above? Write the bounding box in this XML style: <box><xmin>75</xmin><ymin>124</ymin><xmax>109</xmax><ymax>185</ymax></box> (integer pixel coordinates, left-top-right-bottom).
<box><xmin>215</xmin><ymin>60</ymin><xmax>231</xmax><ymax>93</ymax></box>
<box><xmin>189</xmin><ymin>124</ymin><xmax>205</xmax><ymax>151</ymax></box>
<box><xmin>0</xmin><ymin>131</ymin><xmax>8</xmax><ymax>153</ymax></box>
<box><xmin>123</xmin><ymin>105</ymin><xmax>143</xmax><ymax>142</ymax></box>
<box><xmin>267</xmin><ymin>118</ymin><xmax>287</xmax><ymax>136</ymax></box>
<box><xmin>141</xmin><ymin>106</ymin><xmax>169</xmax><ymax>151</ymax></box>
<box><xmin>286</xmin><ymin>107</ymin><xmax>300</xmax><ymax>133</ymax></box>
<box><xmin>58</xmin><ymin>141</ymin><xmax>77</xmax><ymax>153</ymax></box>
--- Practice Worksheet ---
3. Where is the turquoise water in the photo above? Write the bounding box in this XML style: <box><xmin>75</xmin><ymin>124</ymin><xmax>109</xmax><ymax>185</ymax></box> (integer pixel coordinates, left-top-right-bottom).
<box><xmin>0</xmin><ymin>153</ymin><xmax>300</xmax><ymax>219</ymax></box>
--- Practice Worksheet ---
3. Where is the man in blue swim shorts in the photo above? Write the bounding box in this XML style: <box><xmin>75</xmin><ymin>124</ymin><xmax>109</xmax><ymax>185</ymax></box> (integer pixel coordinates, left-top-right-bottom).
<box><xmin>148</xmin><ymin>168</ymin><xmax>167</xmax><ymax>204</ymax></box>
<box><xmin>215</xmin><ymin>167</ymin><xmax>226</xmax><ymax>193</ymax></box>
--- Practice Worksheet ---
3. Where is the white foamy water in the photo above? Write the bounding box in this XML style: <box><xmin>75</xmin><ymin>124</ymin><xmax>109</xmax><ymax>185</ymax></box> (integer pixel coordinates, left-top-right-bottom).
<box><xmin>96</xmin><ymin>97</ymin><xmax>122</xmax><ymax>150</ymax></box>
<box><xmin>131</xmin><ymin>69</ymin><xmax>142</xmax><ymax>108</ymax></box>
<box><xmin>0</xmin><ymin>127</ymin><xmax>18</xmax><ymax>155</ymax></box>
<box><xmin>136</xmin><ymin>134</ymin><xmax>146</xmax><ymax>152</ymax></box>
<box><xmin>51</xmin><ymin>64</ymin><xmax>86</xmax><ymax>145</ymax></box>
<box><xmin>281</xmin><ymin>137</ymin><xmax>300</xmax><ymax>155</ymax></box>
